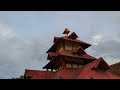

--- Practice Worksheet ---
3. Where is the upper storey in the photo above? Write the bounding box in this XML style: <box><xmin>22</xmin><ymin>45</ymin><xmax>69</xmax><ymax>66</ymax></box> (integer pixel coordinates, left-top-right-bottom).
<box><xmin>47</xmin><ymin>28</ymin><xmax>91</xmax><ymax>53</ymax></box>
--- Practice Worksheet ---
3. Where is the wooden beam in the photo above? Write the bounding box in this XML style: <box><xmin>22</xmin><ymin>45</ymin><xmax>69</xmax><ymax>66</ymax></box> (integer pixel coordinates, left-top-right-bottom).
<box><xmin>72</xmin><ymin>41</ymin><xmax>74</xmax><ymax>50</ymax></box>
<box><xmin>71</xmin><ymin>63</ymin><xmax>73</xmax><ymax>68</ymax></box>
<box><xmin>63</xmin><ymin>40</ymin><xmax>65</xmax><ymax>49</ymax></box>
<box><xmin>77</xmin><ymin>65</ymin><xmax>79</xmax><ymax>69</ymax></box>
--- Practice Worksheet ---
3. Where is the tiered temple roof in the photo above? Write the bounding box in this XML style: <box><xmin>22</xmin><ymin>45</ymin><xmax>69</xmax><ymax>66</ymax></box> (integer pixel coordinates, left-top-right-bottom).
<box><xmin>24</xmin><ymin>57</ymin><xmax>120</xmax><ymax>79</ymax></box>
<box><xmin>24</xmin><ymin>28</ymin><xmax>120</xmax><ymax>79</ymax></box>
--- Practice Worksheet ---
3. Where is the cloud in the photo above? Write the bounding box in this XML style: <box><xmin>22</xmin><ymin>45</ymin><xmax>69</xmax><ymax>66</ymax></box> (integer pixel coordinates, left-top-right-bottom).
<box><xmin>86</xmin><ymin>34</ymin><xmax>120</xmax><ymax>65</ymax></box>
<box><xmin>0</xmin><ymin>24</ymin><xmax>16</xmax><ymax>39</ymax></box>
<box><xmin>0</xmin><ymin>24</ymin><xmax>49</xmax><ymax>79</ymax></box>
<box><xmin>90</xmin><ymin>35</ymin><xmax>104</xmax><ymax>45</ymax></box>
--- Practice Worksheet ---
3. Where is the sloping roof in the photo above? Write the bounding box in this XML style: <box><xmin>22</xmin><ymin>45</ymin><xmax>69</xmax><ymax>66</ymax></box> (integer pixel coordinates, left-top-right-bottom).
<box><xmin>81</xmin><ymin>54</ymin><xmax>97</xmax><ymax>60</ymax></box>
<box><xmin>43</xmin><ymin>58</ymin><xmax>58</xmax><ymax>69</ymax></box>
<box><xmin>47</xmin><ymin>34</ymin><xmax>91</xmax><ymax>53</ymax></box>
<box><xmin>53</xmin><ymin>36</ymin><xmax>61</xmax><ymax>43</ymax></box>
<box><xmin>24</xmin><ymin>68</ymin><xmax>120</xmax><ymax>79</ymax></box>
<box><xmin>24</xmin><ymin>58</ymin><xmax>120</xmax><ymax>79</ymax></box>
<box><xmin>24</xmin><ymin>69</ymin><xmax>55</xmax><ymax>79</ymax></box>
<box><xmin>53</xmin><ymin>68</ymin><xmax>83</xmax><ymax>79</ymax></box>
<box><xmin>44</xmin><ymin>50</ymin><xmax>96</xmax><ymax>69</ymax></box>
<box><xmin>46</xmin><ymin>38</ymin><xmax>62</xmax><ymax>53</ymax></box>
<box><xmin>60</xmin><ymin>49</ymin><xmax>96</xmax><ymax>60</ymax></box>
<box><xmin>68</xmin><ymin>32</ymin><xmax>79</xmax><ymax>39</ymax></box>
<box><xmin>84</xmin><ymin>57</ymin><xmax>110</xmax><ymax>70</ymax></box>
<box><xmin>76</xmin><ymin>57</ymin><xmax>120</xmax><ymax>79</ymax></box>
<box><xmin>90</xmin><ymin>70</ymin><xmax>120</xmax><ymax>79</ymax></box>
<box><xmin>72</xmin><ymin>46</ymin><xmax>86</xmax><ymax>55</ymax></box>
<box><xmin>47</xmin><ymin>52</ymin><xmax>58</xmax><ymax>60</ymax></box>
<box><xmin>108</xmin><ymin>62</ymin><xmax>120</xmax><ymax>77</ymax></box>
<box><xmin>63</xmin><ymin>37</ymin><xmax>91</xmax><ymax>48</ymax></box>
<box><xmin>53</xmin><ymin>67</ymin><xmax>120</xmax><ymax>79</ymax></box>
<box><xmin>77</xmin><ymin>69</ymin><xmax>120</xmax><ymax>79</ymax></box>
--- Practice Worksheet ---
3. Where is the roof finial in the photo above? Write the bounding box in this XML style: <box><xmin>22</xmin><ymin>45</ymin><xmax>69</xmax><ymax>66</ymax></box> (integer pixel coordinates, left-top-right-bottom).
<box><xmin>62</xmin><ymin>28</ymin><xmax>70</xmax><ymax>37</ymax></box>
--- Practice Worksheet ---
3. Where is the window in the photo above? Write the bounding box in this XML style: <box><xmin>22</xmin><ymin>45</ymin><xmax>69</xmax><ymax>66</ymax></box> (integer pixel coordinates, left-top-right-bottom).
<box><xmin>73</xmin><ymin>64</ymin><xmax>78</xmax><ymax>68</ymax></box>
<box><xmin>66</xmin><ymin>64</ymin><xmax>72</xmax><ymax>68</ymax></box>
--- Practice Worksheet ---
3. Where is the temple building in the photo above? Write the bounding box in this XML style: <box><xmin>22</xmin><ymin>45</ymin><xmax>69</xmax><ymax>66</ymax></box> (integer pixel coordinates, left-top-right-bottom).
<box><xmin>24</xmin><ymin>28</ymin><xmax>120</xmax><ymax>79</ymax></box>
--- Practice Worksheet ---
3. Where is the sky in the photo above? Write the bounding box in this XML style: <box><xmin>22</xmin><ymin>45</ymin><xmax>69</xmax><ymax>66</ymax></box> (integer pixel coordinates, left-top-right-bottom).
<box><xmin>0</xmin><ymin>11</ymin><xmax>120</xmax><ymax>79</ymax></box>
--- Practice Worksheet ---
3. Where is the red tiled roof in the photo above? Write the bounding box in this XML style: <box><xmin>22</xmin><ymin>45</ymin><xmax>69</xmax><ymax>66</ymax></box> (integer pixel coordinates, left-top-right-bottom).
<box><xmin>53</xmin><ymin>69</ymin><xmax>82</xmax><ymax>79</ymax></box>
<box><xmin>82</xmin><ymin>54</ymin><xmax>97</xmax><ymax>60</ymax></box>
<box><xmin>63</xmin><ymin>37</ymin><xmax>91</xmax><ymax>46</ymax></box>
<box><xmin>43</xmin><ymin>58</ymin><xmax>58</xmax><ymax>69</ymax></box>
<box><xmin>77</xmin><ymin>69</ymin><xmax>120</xmax><ymax>79</ymax></box>
<box><xmin>47</xmin><ymin>35</ymin><xmax>91</xmax><ymax>53</ymax></box>
<box><xmin>48</xmin><ymin>52</ymin><xmax>58</xmax><ymax>57</ymax></box>
<box><xmin>72</xmin><ymin>46</ymin><xmax>86</xmax><ymax>55</ymax></box>
<box><xmin>74</xmin><ymin>46</ymin><xmax>84</xmax><ymax>52</ymax></box>
<box><xmin>47</xmin><ymin>52</ymin><xmax>58</xmax><ymax>60</ymax></box>
<box><xmin>81</xmin><ymin>57</ymin><xmax>110</xmax><ymax>70</ymax></box>
<box><xmin>68</xmin><ymin>32</ymin><xmax>79</xmax><ymax>39</ymax></box>
<box><xmin>53</xmin><ymin>36</ymin><xmax>60</xmax><ymax>43</ymax></box>
<box><xmin>60</xmin><ymin>50</ymin><xmax>96</xmax><ymax>60</ymax></box>
<box><xmin>62</xmin><ymin>37</ymin><xmax>91</xmax><ymax>50</ymax></box>
<box><xmin>109</xmin><ymin>62</ymin><xmax>120</xmax><ymax>77</ymax></box>
<box><xmin>24</xmin><ymin>58</ymin><xmax>120</xmax><ymax>79</ymax></box>
<box><xmin>44</xmin><ymin>50</ymin><xmax>96</xmax><ymax>69</ymax></box>
<box><xmin>46</xmin><ymin>38</ymin><xmax>62</xmax><ymax>53</ymax></box>
<box><xmin>91</xmin><ymin>70</ymin><xmax>120</xmax><ymax>79</ymax></box>
<box><xmin>24</xmin><ymin>69</ymin><xmax>55</xmax><ymax>79</ymax></box>
<box><xmin>76</xmin><ymin>57</ymin><xmax>120</xmax><ymax>79</ymax></box>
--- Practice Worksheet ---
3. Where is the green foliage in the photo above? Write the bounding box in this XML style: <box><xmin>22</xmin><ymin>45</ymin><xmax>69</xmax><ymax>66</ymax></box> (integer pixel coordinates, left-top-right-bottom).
<box><xmin>11</xmin><ymin>75</ymin><xmax>24</xmax><ymax>79</ymax></box>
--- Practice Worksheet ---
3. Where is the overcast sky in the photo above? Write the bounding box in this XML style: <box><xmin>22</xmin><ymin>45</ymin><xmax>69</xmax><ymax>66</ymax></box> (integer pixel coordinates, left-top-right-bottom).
<box><xmin>0</xmin><ymin>11</ymin><xmax>120</xmax><ymax>79</ymax></box>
